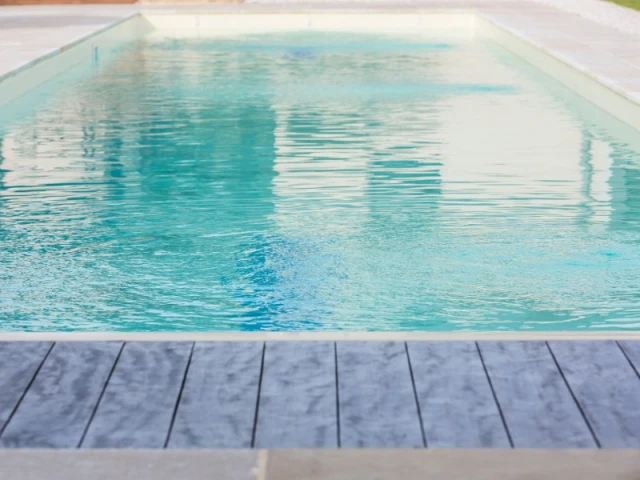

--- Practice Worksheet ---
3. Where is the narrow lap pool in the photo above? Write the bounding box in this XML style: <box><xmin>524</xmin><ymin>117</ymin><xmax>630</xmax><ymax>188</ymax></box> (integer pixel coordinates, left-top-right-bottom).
<box><xmin>1</xmin><ymin>19</ymin><xmax>640</xmax><ymax>331</ymax></box>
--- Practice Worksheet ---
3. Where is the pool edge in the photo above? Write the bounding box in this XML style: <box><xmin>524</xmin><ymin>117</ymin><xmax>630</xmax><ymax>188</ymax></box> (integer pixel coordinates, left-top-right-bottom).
<box><xmin>2</xmin><ymin>331</ymin><xmax>640</xmax><ymax>341</ymax></box>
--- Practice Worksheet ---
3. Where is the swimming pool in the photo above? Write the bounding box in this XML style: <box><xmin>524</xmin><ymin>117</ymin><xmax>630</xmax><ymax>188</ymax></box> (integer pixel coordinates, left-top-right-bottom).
<box><xmin>2</xmin><ymin>15</ymin><xmax>640</xmax><ymax>332</ymax></box>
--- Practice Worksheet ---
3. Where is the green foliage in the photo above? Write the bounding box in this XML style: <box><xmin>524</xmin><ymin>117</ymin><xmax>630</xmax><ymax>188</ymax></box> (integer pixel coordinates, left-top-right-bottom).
<box><xmin>606</xmin><ymin>0</ymin><xmax>640</xmax><ymax>11</ymax></box>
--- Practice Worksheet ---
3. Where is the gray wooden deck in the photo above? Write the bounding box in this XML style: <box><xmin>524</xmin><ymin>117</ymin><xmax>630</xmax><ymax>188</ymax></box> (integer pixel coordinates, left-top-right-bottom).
<box><xmin>0</xmin><ymin>340</ymin><xmax>639</xmax><ymax>449</ymax></box>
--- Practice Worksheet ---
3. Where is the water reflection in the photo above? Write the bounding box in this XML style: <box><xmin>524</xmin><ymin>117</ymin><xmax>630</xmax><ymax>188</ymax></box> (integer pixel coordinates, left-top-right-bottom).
<box><xmin>1</xmin><ymin>31</ymin><xmax>640</xmax><ymax>331</ymax></box>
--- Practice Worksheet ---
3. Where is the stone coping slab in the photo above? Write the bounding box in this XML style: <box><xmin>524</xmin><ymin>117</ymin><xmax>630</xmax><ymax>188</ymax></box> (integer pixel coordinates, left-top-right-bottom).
<box><xmin>2</xmin><ymin>331</ymin><xmax>640</xmax><ymax>340</ymax></box>
<box><xmin>1</xmin><ymin>449</ymin><xmax>639</xmax><ymax>480</ymax></box>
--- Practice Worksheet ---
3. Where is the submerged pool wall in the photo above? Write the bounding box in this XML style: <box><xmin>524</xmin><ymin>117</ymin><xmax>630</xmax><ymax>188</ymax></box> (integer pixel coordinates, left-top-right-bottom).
<box><xmin>477</xmin><ymin>15</ymin><xmax>640</xmax><ymax>132</ymax></box>
<box><xmin>0</xmin><ymin>14</ymin><xmax>152</xmax><ymax>107</ymax></box>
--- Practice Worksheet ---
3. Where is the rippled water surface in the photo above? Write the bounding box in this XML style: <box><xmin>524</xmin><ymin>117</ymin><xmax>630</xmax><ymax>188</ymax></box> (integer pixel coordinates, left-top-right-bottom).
<box><xmin>2</xmin><ymin>31</ymin><xmax>640</xmax><ymax>331</ymax></box>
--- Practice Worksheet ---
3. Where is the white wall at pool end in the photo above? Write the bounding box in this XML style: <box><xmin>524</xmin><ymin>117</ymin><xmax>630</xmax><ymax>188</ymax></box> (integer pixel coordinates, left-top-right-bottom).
<box><xmin>141</xmin><ymin>13</ymin><xmax>474</xmax><ymax>33</ymax></box>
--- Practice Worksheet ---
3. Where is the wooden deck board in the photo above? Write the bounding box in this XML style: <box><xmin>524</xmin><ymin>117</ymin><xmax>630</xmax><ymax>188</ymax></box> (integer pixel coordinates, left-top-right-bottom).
<box><xmin>407</xmin><ymin>341</ymin><xmax>510</xmax><ymax>448</ymax></box>
<box><xmin>618</xmin><ymin>340</ymin><xmax>640</xmax><ymax>376</ymax></box>
<box><xmin>0</xmin><ymin>340</ymin><xmax>638</xmax><ymax>450</ymax></box>
<box><xmin>0</xmin><ymin>342</ymin><xmax>121</xmax><ymax>448</ymax></box>
<box><xmin>337</xmin><ymin>341</ymin><xmax>423</xmax><ymax>448</ymax></box>
<box><xmin>81</xmin><ymin>342</ymin><xmax>192</xmax><ymax>449</ymax></box>
<box><xmin>549</xmin><ymin>340</ymin><xmax>640</xmax><ymax>447</ymax></box>
<box><xmin>0</xmin><ymin>342</ymin><xmax>52</xmax><ymax>433</ymax></box>
<box><xmin>478</xmin><ymin>341</ymin><xmax>596</xmax><ymax>448</ymax></box>
<box><xmin>254</xmin><ymin>342</ymin><xmax>337</xmax><ymax>448</ymax></box>
<box><xmin>168</xmin><ymin>342</ymin><xmax>263</xmax><ymax>449</ymax></box>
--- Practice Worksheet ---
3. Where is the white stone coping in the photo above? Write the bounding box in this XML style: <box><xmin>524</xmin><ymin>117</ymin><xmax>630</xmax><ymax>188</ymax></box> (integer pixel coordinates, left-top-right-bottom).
<box><xmin>1</xmin><ymin>331</ymin><xmax>640</xmax><ymax>341</ymax></box>
<box><xmin>1</xmin><ymin>449</ymin><xmax>639</xmax><ymax>480</ymax></box>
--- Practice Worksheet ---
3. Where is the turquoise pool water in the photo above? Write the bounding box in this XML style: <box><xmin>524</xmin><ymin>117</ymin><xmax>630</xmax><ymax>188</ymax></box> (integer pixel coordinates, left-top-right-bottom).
<box><xmin>1</xmin><ymin>31</ymin><xmax>640</xmax><ymax>332</ymax></box>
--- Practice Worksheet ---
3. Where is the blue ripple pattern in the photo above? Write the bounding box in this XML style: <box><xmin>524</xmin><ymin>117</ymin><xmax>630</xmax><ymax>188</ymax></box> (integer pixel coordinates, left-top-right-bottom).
<box><xmin>1</xmin><ymin>31</ymin><xmax>640</xmax><ymax>331</ymax></box>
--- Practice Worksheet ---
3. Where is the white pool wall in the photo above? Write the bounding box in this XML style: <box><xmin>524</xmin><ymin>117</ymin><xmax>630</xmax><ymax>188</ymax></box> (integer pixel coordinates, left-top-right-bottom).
<box><xmin>477</xmin><ymin>15</ymin><xmax>640</xmax><ymax>133</ymax></box>
<box><xmin>0</xmin><ymin>15</ymin><xmax>152</xmax><ymax>108</ymax></box>
<box><xmin>142</xmin><ymin>12</ymin><xmax>474</xmax><ymax>32</ymax></box>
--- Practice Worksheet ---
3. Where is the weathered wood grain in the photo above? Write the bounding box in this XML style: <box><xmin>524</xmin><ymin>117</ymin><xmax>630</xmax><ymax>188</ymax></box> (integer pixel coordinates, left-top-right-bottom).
<box><xmin>337</xmin><ymin>341</ymin><xmax>423</xmax><ymax>448</ymax></box>
<box><xmin>0</xmin><ymin>342</ymin><xmax>121</xmax><ymax>448</ymax></box>
<box><xmin>0</xmin><ymin>342</ymin><xmax>52</xmax><ymax>432</ymax></box>
<box><xmin>254</xmin><ymin>342</ymin><xmax>337</xmax><ymax>448</ymax></box>
<box><xmin>407</xmin><ymin>341</ymin><xmax>510</xmax><ymax>447</ymax></box>
<box><xmin>550</xmin><ymin>340</ymin><xmax>640</xmax><ymax>447</ymax></box>
<box><xmin>478</xmin><ymin>341</ymin><xmax>595</xmax><ymax>448</ymax></box>
<box><xmin>168</xmin><ymin>342</ymin><xmax>263</xmax><ymax>448</ymax></box>
<box><xmin>618</xmin><ymin>341</ymin><xmax>640</xmax><ymax>376</ymax></box>
<box><xmin>0</xmin><ymin>340</ymin><xmax>637</xmax><ymax>450</ymax></box>
<box><xmin>82</xmin><ymin>342</ymin><xmax>192</xmax><ymax>449</ymax></box>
